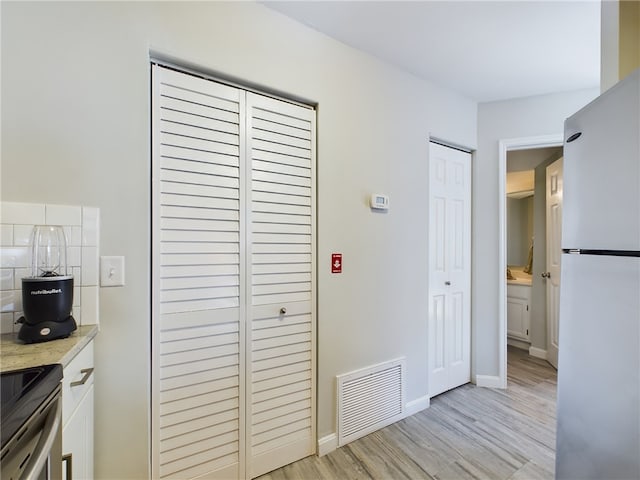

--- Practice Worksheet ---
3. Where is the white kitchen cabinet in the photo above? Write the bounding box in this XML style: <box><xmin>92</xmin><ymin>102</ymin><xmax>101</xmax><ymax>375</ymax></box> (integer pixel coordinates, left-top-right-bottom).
<box><xmin>507</xmin><ymin>284</ymin><xmax>531</xmax><ymax>341</ymax></box>
<box><xmin>62</xmin><ymin>340</ymin><xmax>94</xmax><ymax>480</ymax></box>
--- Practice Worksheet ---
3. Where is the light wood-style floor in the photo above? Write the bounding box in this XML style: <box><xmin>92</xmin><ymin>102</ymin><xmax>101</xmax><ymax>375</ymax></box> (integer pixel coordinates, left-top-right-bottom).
<box><xmin>258</xmin><ymin>346</ymin><xmax>557</xmax><ymax>480</ymax></box>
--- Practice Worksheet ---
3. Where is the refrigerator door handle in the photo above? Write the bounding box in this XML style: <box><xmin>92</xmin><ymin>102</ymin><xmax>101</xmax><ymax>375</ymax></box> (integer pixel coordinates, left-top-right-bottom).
<box><xmin>562</xmin><ymin>248</ymin><xmax>640</xmax><ymax>257</ymax></box>
<box><xmin>566</xmin><ymin>132</ymin><xmax>582</xmax><ymax>143</ymax></box>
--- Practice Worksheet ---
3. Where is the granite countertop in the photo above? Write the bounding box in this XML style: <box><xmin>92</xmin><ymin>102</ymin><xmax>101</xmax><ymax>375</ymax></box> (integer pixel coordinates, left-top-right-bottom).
<box><xmin>507</xmin><ymin>266</ymin><xmax>533</xmax><ymax>286</ymax></box>
<box><xmin>0</xmin><ymin>325</ymin><xmax>99</xmax><ymax>372</ymax></box>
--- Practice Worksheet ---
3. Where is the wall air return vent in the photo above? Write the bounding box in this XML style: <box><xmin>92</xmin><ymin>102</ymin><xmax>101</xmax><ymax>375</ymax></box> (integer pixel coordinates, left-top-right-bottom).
<box><xmin>336</xmin><ymin>357</ymin><xmax>405</xmax><ymax>446</ymax></box>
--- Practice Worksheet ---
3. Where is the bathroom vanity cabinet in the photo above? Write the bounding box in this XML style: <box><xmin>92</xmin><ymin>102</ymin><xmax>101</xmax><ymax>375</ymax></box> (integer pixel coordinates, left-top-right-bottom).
<box><xmin>507</xmin><ymin>284</ymin><xmax>531</xmax><ymax>342</ymax></box>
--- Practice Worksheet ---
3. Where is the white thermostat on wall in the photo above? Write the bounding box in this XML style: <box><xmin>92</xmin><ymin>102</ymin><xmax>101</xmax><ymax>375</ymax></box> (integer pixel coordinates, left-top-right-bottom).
<box><xmin>370</xmin><ymin>193</ymin><xmax>389</xmax><ymax>211</ymax></box>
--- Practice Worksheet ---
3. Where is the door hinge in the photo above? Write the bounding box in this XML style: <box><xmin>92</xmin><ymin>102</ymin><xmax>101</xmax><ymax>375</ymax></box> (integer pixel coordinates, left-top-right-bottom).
<box><xmin>526</xmin><ymin>329</ymin><xmax>529</xmax><ymax>335</ymax></box>
<box><xmin>526</xmin><ymin>305</ymin><xmax>529</xmax><ymax>311</ymax></box>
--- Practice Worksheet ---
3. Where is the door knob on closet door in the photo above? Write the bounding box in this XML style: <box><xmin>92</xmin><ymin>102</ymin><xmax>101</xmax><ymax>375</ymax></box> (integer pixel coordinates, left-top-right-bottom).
<box><xmin>280</xmin><ymin>307</ymin><xmax>287</xmax><ymax>315</ymax></box>
<box><xmin>541</xmin><ymin>272</ymin><xmax>551</xmax><ymax>278</ymax></box>
<box><xmin>445</xmin><ymin>281</ymin><xmax>451</xmax><ymax>286</ymax></box>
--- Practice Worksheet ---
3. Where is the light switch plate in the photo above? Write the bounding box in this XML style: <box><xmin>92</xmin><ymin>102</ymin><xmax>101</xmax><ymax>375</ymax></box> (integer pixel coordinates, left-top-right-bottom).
<box><xmin>100</xmin><ymin>256</ymin><xmax>125</xmax><ymax>287</ymax></box>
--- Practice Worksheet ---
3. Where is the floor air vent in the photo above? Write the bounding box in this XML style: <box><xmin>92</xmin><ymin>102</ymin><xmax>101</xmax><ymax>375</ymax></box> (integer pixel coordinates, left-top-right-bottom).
<box><xmin>337</xmin><ymin>357</ymin><xmax>406</xmax><ymax>446</ymax></box>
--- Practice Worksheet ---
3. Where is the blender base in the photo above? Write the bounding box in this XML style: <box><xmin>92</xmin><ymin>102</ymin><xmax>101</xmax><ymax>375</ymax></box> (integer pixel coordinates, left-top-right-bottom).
<box><xmin>17</xmin><ymin>316</ymin><xmax>78</xmax><ymax>344</ymax></box>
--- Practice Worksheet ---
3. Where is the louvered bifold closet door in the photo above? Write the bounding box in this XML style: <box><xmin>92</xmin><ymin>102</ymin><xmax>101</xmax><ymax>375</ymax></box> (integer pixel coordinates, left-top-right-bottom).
<box><xmin>246</xmin><ymin>93</ymin><xmax>316</xmax><ymax>478</ymax></box>
<box><xmin>152</xmin><ymin>65</ymin><xmax>245</xmax><ymax>480</ymax></box>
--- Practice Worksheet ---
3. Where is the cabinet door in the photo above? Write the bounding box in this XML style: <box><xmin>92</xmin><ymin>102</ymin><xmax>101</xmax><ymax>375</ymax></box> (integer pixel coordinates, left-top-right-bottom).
<box><xmin>506</xmin><ymin>285</ymin><xmax>531</xmax><ymax>341</ymax></box>
<box><xmin>152</xmin><ymin>65</ymin><xmax>245</xmax><ymax>480</ymax></box>
<box><xmin>507</xmin><ymin>296</ymin><xmax>529</xmax><ymax>340</ymax></box>
<box><xmin>63</xmin><ymin>385</ymin><xmax>94</xmax><ymax>480</ymax></box>
<box><xmin>62</xmin><ymin>340</ymin><xmax>94</xmax><ymax>480</ymax></box>
<box><xmin>246</xmin><ymin>93</ymin><xmax>316</xmax><ymax>478</ymax></box>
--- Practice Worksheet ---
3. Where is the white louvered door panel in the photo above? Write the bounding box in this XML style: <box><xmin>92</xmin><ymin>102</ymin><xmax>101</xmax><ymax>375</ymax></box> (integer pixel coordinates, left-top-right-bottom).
<box><xmin>152</xmin><ymin>65</ymin><xmax>246</xmax><ymax>480</ymax></box>
<box><xmin>246</xmin><ymin>93</ymin><xmax>316</xmax><ymax>478</ymax></box>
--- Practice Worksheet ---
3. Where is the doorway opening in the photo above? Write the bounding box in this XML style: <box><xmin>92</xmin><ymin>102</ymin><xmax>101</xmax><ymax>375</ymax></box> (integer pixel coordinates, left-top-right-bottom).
<box><xmin>498</xmin><ymin>135</ymin><xmax>563</xmax><ymax>388</ymax></box>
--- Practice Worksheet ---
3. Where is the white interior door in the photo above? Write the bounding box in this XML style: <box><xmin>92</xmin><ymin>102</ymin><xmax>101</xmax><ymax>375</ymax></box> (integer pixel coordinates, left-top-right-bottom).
<box><xmin>428</xmin><ymin>142</ymin><xmax>471</xmax><ymax>398</ymax></box>
<box><xmin>246</xmin><ymin>93</ymin><xmax>316</xmax><ymax>478</ymax></box>
<box><xmin>545</xmin><ymin>157</ymin><xmax>563</xmax><ymax>368</ymax></box>
<box><xmin>152</xmin><ymin>65</ymin><xmax>245</xmax><ymax>480</ymax></box>
<box><xmin>152</xmin><ymin>65</ymin><xmax>316</xmax><ymax>480</ymax></box>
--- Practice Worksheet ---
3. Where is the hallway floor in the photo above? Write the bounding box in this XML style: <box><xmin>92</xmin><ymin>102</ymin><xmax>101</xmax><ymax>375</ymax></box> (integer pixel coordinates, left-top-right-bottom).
<box><xmin>258</xmin><ymin>346</ymin><xmax>557</xmax><ymax>479</ymax></box>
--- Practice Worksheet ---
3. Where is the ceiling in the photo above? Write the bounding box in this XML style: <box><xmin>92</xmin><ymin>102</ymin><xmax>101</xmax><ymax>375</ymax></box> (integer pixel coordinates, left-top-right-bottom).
<box><xmin>263</xmin><ymin>1</ymin><xmax>601</xmax><ymax>103</ymax></box>
<box><xmin>507</xmin><ymin>146</ymin><xmax>563</xmax><ymax>172</ymax></box>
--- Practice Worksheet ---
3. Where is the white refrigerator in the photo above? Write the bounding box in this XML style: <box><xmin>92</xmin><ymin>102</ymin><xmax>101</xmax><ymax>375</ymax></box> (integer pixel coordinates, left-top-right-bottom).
<box><xmin>556</xmin><ymin>68</ymin><xmax>640</xmax><ymax>479</ymax></box>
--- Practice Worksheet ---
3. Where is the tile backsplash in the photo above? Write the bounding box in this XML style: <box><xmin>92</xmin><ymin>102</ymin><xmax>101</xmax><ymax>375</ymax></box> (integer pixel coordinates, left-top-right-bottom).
<box><xmin>0</xmin><ymin>202</ymin><xmax>100</xmax><ymax>334</ymax></box>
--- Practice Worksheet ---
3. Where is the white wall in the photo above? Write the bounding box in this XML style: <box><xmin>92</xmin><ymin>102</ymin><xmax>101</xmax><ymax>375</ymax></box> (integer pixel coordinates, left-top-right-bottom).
<box><xmin>473</xmin><ymin>88</ymin><xmax>598</xmax><ymax>378</ymax></box>
<box><xmin>1</xmin><ymin>2</ymin><xmax>477</xmax><ymax>477</ymax></box>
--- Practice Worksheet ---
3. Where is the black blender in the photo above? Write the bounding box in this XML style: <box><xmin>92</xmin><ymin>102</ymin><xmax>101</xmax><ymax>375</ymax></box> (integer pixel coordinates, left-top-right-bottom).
<box><xmin>17</xmin><ymin>225</ymin><xmax>77</xmax><ymax>343</ymax></box>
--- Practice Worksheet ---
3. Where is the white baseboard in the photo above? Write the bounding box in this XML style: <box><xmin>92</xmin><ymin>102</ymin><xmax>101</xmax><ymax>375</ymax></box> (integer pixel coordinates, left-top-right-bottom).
<box><xmin>507</xmin><ymin>337</ymin><xmax>531</xmax><ymax>351</ymax></box>
<box><xmin>529</xmin><ymin>346</ymin><xmax>547</xmax><ymax>360</ymax></box>
<box><xmin>317</xmin><ymin>433</ymin><xmax>337</xmax><ymax>457</ymax></box>
<box><xmin>317</xmin><ymin>395</ymin><xmax>430</xmax><ymax>457</ymax></box>
<box><xmin>405</xmin><ymin>395</ymin><xmax>430</xmax><ymax>416</ymax></box>
<box><xmin>475</xmin><ymin>374</ymin><xmax>504</xmax><ymax>389</ymax></box>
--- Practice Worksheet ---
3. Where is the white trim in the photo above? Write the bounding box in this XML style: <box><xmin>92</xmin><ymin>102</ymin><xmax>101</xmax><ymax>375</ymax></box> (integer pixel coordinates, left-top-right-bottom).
<box><xmin>150</xmin><ymin>64</ymin><xmax>162</xmax><ymax>479</ymax></box>
<box><xmin>529</xmin><ymin>346</ymin><xmax>548</xmax><ymax>360</ymax></box>
<box><xmin>475</xmin><ymin>374</ymin><xmax>504</xmax><ymax>389</ymax></box>
<box><xmin>429</xmin><ymin>136</ymin><xmax>473</xmax><ymax>153</ymax></box>
<box><xmin>406</xmin><ymin>395</ymin><xmax>430</xmax><ymax>416</ymax></box>
<box><xmin>498</xmin><ymin>134</ymin><xmax>563</xmax><ymax>391</ymax></box>
<box><xmin>317</xmin><ymin>394</ymin><xmax>429</xmax><ymax>458</ymax></box>
<box><xmin>507</xmin><ymin>337</ymin><xmax>531</xmax><ymax>351</ymax></box>
<box><xmin>317</xmin><ymin>434</ymin><xmax>338</xmax><ymax>457</ymax></box>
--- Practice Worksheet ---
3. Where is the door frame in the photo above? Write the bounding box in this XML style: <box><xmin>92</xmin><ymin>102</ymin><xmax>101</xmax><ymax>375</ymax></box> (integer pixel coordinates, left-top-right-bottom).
<box><xmin>497</xmin><ymin>134</ymin><xmax>563</xmax><ymax>388</ymax></box>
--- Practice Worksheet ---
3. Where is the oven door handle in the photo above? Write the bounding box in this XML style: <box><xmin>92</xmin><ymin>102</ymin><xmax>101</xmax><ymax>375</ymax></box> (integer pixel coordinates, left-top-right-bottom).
<box><xmin>21</xmin><ymin>394</ymin><xmax>62</xmax><ymax>479</ymax></box>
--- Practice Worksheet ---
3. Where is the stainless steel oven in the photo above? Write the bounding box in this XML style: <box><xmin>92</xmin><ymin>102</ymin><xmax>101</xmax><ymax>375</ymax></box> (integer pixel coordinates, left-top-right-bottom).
<box><xmin>1</xmin><ymin>364</ymin><xmax>63</xmax><ymax>480</ymax></box>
